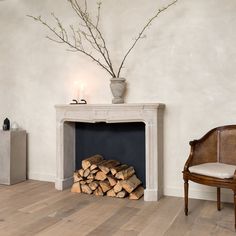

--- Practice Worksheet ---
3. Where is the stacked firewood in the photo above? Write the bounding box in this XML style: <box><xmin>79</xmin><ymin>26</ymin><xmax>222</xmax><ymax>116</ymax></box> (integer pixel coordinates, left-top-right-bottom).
<box><xmin>71</xmin><ymin>154</ymin><xmax>144</xmax><ymax>200</ymax></box>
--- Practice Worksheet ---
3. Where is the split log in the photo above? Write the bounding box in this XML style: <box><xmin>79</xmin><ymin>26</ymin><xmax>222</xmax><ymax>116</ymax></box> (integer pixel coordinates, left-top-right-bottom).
<box><xmin>83</xmin><ymin>168</ymin><xmax>90</xmax><ymax>178</ymax></box>
<box><xmin>90</xmin><ymin>160</ymin><xmax>107</xmax><ymax>171</ymax></box>
<box><xmin>89</xmin><ymin>181</ymin><xmax>99</xmax><ymax>190</ymax></box>
<box><xmin>80</xmin><ymin>180</ymin><xmax>86</xmax><ymax>185</ymax></box>
<box><xmin>87</xmin><ymin>174</ymin><xmax>94</xmax><ymax>180</ymax></box>
<box><xmin>107</xmin><ymin>189</ymin><xmax>116</xmax><ymax>197</ymax></box>
<box><xmin>86</xmin><ymin>179</ymin><xmax>93</xmax><ymax>184</ymax></box>
<box><xmin>115</xmin><ymin>166</ymin><xmax>135</xmax><ymax>180</ymax></box>
<box><xmin>111</xmin><ymin>164</ymin><xmax>129</xmax><ymax>176</ymax></box>
<box><xmin>99</xmin><ymin>160</ymin><xmax>120</xmax><ymax>174</ymax></box>
<box><xmin>90</xmin><ymin>165</ymin><xmax>97</xmax><ymax>171</ymax></box>
<box><xmin>94</xmin><ymin>186</ymin><xmax>104</xmax><ymax>196</ymax></box>
<box><xmin>78</xmin><ymin>169</ymin><xmax>84</xmax><ymax>177</ymax></box>
<box><xmin>82</xmin><ymin>154</ymin><xmax>103</xmax><ymax>170</ymax></box>
<box><xmin>121</xmin><ymin>175</ymin><xmax>141</xmax><ymax>193</ymax></box>
<box><xmin>71</xmin><ymin>182</ymin><xmax>81</xmax><ymax>193</ymax></box>
<box><xmin>116</xmin><ymin>190</ymin><xmax>128</xmax><ymax>198</ymax></box>
<box><xmin>81</xmin><ymin>184</ymin><xmax>92</xmax><ymax>194</ymax></box>
<box><xmin>99</xmin><ymin>180</ymin><xmax>112</xmax><ymax>193</ymax></box>
<box><xmin>73</xmin><ymin>172</ymin><xmax>83</xmax><ymax>182</ymax></box>
<box><xmin>95</xmin><ymin>171</ymin><xmax>107</xmax><ymax>181</ymax></box>
<box><xmin>107</xmin><ymin>175</ymin><xmax>117</xmax><ymax>187</ymax></box>
<box><xmin>90</xmin><ymin>169</ymin><xmax>99</xmax><ymax>174</ymax></box>
<box><xmin>129</xmin><ymin>186</ymin><xmax>144</xmax><ymax>200</ymax></box>
<box><xmin>114</xmin><ymin>181</ymin><xmax>123</xmax><ymax>193</ymax></box>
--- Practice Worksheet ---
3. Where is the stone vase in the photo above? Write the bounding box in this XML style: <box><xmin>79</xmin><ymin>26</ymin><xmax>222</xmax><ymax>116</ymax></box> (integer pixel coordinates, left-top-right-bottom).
<box><xmin>110</xmin><ymin>77</ymin><xmax>126</xmax><ymax>104</ymax></box>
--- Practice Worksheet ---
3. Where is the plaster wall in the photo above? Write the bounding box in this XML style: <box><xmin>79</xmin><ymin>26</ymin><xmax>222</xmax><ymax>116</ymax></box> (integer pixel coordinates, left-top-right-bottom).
<box><xmin>0</xmin><ymin>0</ymin><xmax>236</xmax><ymax>201</ymax></box>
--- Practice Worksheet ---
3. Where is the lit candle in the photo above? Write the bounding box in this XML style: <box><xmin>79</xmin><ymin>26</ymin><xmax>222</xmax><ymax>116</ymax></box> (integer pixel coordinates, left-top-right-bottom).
<box><xmin>79</xmin><ymin>83</ymin><xmax>85</xmax><ymax>101</ymax></box>
<box><xmin>73</xmin><ymin>81</ymin><xmax>79</xmax><ymax>100</ymax></box>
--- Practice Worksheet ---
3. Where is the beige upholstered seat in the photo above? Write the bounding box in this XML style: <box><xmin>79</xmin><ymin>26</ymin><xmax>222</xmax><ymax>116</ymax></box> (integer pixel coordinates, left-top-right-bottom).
<box><xmin>189</xmin><ymin>162</ymin><xmax>236</xmax><ymax>179</ymax></box>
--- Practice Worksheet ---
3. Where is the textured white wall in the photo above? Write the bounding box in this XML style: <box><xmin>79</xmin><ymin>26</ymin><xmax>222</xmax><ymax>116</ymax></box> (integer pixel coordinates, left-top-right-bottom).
<box><xmin>0</xmin><ymin>0</ymin><xmax>236</xmax><ymax>201</ymax></box>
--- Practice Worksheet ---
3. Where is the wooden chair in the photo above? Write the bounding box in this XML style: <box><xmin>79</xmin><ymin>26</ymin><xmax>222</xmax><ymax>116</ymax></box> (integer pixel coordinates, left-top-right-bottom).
<box><xmin>183</xmin><ymin>125</ymin><xmax>236</xmax><ymax>229</ymax></box>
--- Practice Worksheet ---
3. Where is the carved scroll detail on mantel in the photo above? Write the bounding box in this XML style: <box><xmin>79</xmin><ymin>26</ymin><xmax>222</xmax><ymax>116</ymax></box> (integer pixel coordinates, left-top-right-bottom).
<box><xmin>55</xmin><ymin>103</ymin><xmax>164</xmax><ymax>201</ymax></box>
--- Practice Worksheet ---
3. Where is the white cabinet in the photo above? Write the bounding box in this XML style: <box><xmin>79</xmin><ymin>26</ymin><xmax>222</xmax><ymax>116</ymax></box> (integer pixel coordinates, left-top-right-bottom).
<box><xmin>0</xmin><ymin>130</ymin><xmax>26</xmax><ymax>185</ymax></box>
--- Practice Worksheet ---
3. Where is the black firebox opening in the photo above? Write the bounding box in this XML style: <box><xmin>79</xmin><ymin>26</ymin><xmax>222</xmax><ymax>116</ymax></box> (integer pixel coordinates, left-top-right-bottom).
<box><xmin>75</xmin><ymin>122</ymin><xmax>146</xmax><ymax>187</ymax></box>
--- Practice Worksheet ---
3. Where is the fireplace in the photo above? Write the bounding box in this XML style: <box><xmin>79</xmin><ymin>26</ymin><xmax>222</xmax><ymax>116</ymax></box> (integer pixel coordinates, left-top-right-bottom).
<box><xmin>55</xmin><ymin>103</ymin><xmax>164</xmax><ymax>201</ymax></box>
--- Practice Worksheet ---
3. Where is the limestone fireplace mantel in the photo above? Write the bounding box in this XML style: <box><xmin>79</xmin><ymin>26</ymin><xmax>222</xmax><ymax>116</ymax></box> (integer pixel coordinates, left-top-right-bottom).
<box><xmin>55</xmin><ymin>103</ymin><xmax>165</xmax><ymax>201</ymax></box>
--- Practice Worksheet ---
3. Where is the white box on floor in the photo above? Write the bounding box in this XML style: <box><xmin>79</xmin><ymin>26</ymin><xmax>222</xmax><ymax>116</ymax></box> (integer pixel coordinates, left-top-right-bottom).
<box><xmin>0</xmin><ymin>130</ymin><xmax>27</xmax><ymax>185</ymax></box>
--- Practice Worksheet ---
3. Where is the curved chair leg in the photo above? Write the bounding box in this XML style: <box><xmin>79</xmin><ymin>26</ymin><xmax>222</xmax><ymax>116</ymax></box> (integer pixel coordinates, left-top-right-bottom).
<box><xmin>184</xmin><ymin>179</ymin><xmax>189</xmax><ymax>216</ymax></box>
<box><xmin>217</xmin><ymin>187</ymin><xmax>221</xmax><ymax>211</ymax></box>
<box><xmin>234</xmin><ymin>191</ymin><xmax>236</xmax><ymax>230</ymax></box>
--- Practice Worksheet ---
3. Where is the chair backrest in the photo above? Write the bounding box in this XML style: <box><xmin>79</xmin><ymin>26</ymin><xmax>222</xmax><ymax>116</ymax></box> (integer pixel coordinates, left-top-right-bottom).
<box><xmin>219</xmin><ymin>126</ymin><xmax>236</xmax><ymax>165</ymax></box>
<box><xmin>190</xmin><ymin>125</ymin><xmax>236</xmax><ymax>166</ymax></box>
<box><xmin>191</xmin><ymin>129</ymin><xmax>217</xmax><ymax>166</ymax></box>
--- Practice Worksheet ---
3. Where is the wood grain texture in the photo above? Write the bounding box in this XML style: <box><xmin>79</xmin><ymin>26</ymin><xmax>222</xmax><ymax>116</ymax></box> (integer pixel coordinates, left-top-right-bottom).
<box><xmin>121</xmin><ymin>174</ymin><xmax>141</xmax><ymax>193</ymax></box>
<box><xmin>82</xmin><ymin>154</ymin><xmax>103</xmax><ymax>170</ymax></box>
<box><xmin>115</xmin><ymin>166</ymin><xmax>135</xmax><ymax>180</ymax></box>
<box><xmin>98</xmin><ymin>160</ymin><xmax>120</xmax><ymax>174</ymax></box>
<box><xmin>129</xmin><ymin>186</ymin><xmax>144</xmax><ymax>200</ymax></box>
<box><xmin>0</xmin><ymin>180</ymin><xmax>235</xmax><ymax>236</ymax></box>
<box><xmin>95</xmin><ymin>171</ymin><xmax>107</xmax><ymax>181</ymax></box>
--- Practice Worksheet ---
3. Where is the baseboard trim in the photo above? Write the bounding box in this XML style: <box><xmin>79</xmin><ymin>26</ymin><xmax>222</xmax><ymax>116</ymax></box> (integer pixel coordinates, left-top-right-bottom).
<box><xmin>28</xmin><ymin>172</ymin><xmax>55</xmax><ymax>183</ymax></box>
<box><xmin>164</xmin><ymin>186</ymin><xmax>233</xmax><ymax>203</ymax></box>
<box><xmin>55</xmin><ymin>177</ymin><xmax>73</xmax><ymax>190</ymax></box>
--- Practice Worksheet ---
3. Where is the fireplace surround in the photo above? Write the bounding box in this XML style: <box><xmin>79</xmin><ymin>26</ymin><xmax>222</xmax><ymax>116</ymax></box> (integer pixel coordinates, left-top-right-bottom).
<box><xmin>55</xmin><ymin>103</ymin><xmax>164</xmax><ymax>201</ymax></box>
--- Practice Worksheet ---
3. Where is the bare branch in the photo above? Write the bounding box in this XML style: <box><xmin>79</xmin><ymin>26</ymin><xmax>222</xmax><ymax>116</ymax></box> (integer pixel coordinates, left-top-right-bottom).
<box><xmin>46</xmin><ymin>36</ymin><xmax>64</xmax><ymax>43</ymax></box>
<box><xmin>51</xmin><ymin>13</ymin><xmax>68</xmax><ymax>41</ymax></box>
<box><xmin>27</xmin><ymin>14</ymin><xmax>114</xmax><ymax>77</ymax></box>
<box><xmin>117</xmin><ymin>0</ymin><xmax>178</xmax><ymax>77</ymax></box>
<box><xmin>96</xmin><ymin>1</ymin><xmax>102</xmax><ymax>28</ymax></box>
<box><xmin>69</xmin><ymin>0</ymin><xmax>116</xmax><ymax>77</ymax></box>
<box><xmin>28</xmin><ymin>0</ymin><xmax>178</xmax><ymax>78</ymax></box>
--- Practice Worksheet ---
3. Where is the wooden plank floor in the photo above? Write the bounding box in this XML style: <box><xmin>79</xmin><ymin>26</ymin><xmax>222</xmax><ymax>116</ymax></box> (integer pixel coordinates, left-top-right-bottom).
<box><xmin>0</xmin><ymin>180</ymin><xmax>235</xmax><ymax>236</ymax></box>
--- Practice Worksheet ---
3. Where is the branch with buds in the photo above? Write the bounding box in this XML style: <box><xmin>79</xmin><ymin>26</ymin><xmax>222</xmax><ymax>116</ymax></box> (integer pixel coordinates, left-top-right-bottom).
<box><xmin>28</xmin><ymin>0</ymin><xmax>178</xmax><ymax>78</ymax></box>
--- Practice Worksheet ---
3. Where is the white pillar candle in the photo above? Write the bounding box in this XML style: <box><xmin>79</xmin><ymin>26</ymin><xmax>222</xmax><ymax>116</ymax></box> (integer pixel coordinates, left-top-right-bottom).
<box><xmin>79</xmin><ymin>83</ymin><xmax>85</xmax><ymax>100</ymax></box>
<box><xmin>73</xmin><ymin>81</ymin><xmax>79</xmax><ymax>100</ymax></box>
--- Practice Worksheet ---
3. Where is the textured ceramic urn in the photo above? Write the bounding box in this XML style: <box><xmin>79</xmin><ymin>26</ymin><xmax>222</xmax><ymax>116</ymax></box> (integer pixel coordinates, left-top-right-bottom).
<box><xmin>110</xmin><ymin>77</ymin><xmax>126</xmax><ymax>104</ymax></box>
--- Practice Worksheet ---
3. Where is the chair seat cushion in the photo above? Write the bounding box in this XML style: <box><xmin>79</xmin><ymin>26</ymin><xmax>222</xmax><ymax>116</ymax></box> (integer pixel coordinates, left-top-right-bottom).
<box><xmin>189</xmin><ymin>162</ymin><xmax>236</xmax><ymax>179</ymax></box>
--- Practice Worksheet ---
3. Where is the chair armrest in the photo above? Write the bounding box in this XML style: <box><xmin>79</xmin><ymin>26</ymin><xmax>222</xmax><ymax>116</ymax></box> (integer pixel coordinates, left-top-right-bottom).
<box><xmin>233</xmin><ymin>169</ymin><xmax>236</xmax><ymax>180</ymax></box>
<box><xmin>189</xmin><ymin>140</ymin><xmax>198</xmax><ymax>146</ymax></box>
<box><xmin>184</xmin><ymin>140</ymin><xmax>197</xmax><ymax>172</ymax></box>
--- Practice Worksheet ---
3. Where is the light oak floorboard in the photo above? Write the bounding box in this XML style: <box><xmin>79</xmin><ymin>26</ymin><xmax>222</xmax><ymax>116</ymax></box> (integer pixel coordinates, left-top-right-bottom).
<box><xmin>0</xmin><ymin>181</ymin><xmax>235</xmax><ymax>236</ymax></box>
